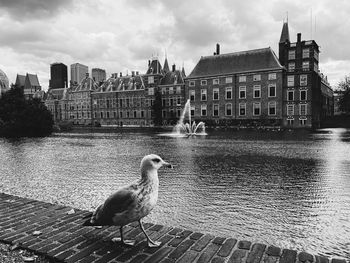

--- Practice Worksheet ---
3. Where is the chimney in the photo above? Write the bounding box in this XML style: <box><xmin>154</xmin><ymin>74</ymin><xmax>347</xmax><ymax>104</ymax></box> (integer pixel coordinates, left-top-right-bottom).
<box><xmin>148</xmin><ymin>60</ymin><xmax>151</xmax><ymax>66</ymax></box>
<box><xmin>136</xmin><ymin>71</ymin><xmax>139</xmax><ymax>75</ymax></box>
<box><xmin>85</xmin><ymin>72</ymin><xmax>89</xmax><ymax>78</ymax></box>
<box><xmin>213</xmin><ymin>52</ymin><xmax>216</xmax><ymax>55</ymax></box>
<box><xmin>120</xmin><ymin>72</ymin><xmax>122</xmax><ymax>77</ymax></box>
<box><xmin>297</xmin><ymin>33</ymin><xmax>301</xmax><ymax>42</ymax></box>
<box><xmin>132</xmin><ymin>71</ymin><xmax>135</xmax><ymax>77</ymax></box>
<box><xmin>172</xmin><ymin>64</ymin><xmax>176</xmax><ymax>72</ymax></box>
<box><xmin>216</xmin><ymin>43</ymin><xmax>220</xmax><ymax>55</ymax></box>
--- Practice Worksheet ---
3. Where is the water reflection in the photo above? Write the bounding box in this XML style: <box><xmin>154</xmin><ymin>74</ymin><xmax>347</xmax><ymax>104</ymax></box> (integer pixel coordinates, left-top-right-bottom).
<box><xmin>0</xmin><ymin>128</ymin><xmax>349</xmax><ymax>259</ymax></box>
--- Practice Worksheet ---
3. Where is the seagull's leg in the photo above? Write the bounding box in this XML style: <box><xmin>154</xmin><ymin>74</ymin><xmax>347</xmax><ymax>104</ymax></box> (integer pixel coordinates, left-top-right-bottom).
<box><xmin>111</xmin><ymin>226</ymin><xmax>135</xmax><ymax>246</ymax></box>
<box><xmin>139</xmin><ymin>220</ymin><xmax>161</xmax><ymax>247</ymax></box>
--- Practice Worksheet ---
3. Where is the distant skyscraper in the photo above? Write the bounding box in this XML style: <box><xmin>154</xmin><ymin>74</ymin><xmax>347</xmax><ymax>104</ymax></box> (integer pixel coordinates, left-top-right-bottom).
<box><xmin>49</xmin><ymin>63</ymin><xmax>67</xmax><ymax>89</ymax></box>
<box><xmin>91</xmin><ymin>68</ymin><xmax>106</xmax><ymax>84</ymax></box>
<box><xmin>71</xmin><ymin>63</ymin><xmax>88</xmax><ymax>85</ymax></box>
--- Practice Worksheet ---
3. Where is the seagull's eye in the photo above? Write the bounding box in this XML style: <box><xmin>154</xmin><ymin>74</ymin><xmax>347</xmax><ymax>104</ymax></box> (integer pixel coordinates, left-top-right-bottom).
<box><xmin>152</xmin><ymin>158</ymin><xmax>161</xmax><ymax>163</ymax></box>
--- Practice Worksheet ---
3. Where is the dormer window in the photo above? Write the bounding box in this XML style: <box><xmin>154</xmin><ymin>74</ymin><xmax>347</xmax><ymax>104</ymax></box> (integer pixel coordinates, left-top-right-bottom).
<box><xmin>201</xmin><ymin>80</ymin><xmax>207</xmax><ymax>86</ymax></box>
<box><xmin>213</xmin><ymin>79</ymin><xmax>219</xmax><ymax>85</ymax></box>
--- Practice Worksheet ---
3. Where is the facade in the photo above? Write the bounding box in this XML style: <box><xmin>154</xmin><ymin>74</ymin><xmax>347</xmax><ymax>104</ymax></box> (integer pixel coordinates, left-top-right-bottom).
<box><xmin>49</xmin><ymin>63</ymin><xmax>68</xmax><ymax>100</ymax></box>
<box><xmin>71</xmin><ymin>63</ymin><xmax>88</xmax><ymax>86</ymax></box>
<box><xmin>185</xmin><ymin>45</ymin><xmax>284</xmax><ymax>127</ymax></box>
<box><xmin>0</xmin><ymin>69</ymin><xmax>9</xmax><ymax>97</ymax></box>
<box><xmin>279</xmin><ymin>22</ymin><xmax>333</xmax><ymax>128</ymax></box>
<box><xmin>91</xmin><ymin>68</ymin><xmax>106</xmax><ymax>85</ymax></box>
<box><xmin>15</xmin><ymin>73</ymin><xmax>42</xmax><ymax>100</ymax></box>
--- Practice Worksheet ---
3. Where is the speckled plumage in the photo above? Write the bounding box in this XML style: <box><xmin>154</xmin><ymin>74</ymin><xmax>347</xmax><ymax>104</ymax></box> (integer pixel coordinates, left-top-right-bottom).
<box><xmin>83</xmin><ymin>154</ymin><xmax>172</xmax><ymax>247</ymax></box>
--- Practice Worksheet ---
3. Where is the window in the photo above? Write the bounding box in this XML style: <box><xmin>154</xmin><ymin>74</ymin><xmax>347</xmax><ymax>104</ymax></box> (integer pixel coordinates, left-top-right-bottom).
<box><xmin>190</xmin><ymin>90</ymin><xmax>195</xmax><ymax>101</ymax></box>
<box><xmin>288</xmin><ymin>50</ymin><xmax>295</xmax><ymax>60</ymax></box>
<box><xmin>287</xmin><ymin>104</ymin><xmax>294</xmax><ymax>115</ymax></box>
<box><xmin>300</xmin><ymin>118</ymin><xmax>307</xmax><ymax>125</ymax></box>
<box><xmin>162</xmin><ymin>98</ymin><xmax>166</xmax><ymax>107</ymax></box>
<box><xmin>300</xmin><ymin>104</ymin><xmax>307</xmax><ymax>115</ymax></box>
<box><xmin>314</xmin><ymin>51</ymin><xmax>319</xmax><ymax>61</ymax></box>
<box><xmin>302</xmin><ymin>48</ymin><xmax>310</xmax><ymax>58</ymax></box>
<box><xmin>300</xmin><ymin>75</ymin><xmax>307</xmax><ymax>86</ymax></box>
<box><xmin>133</xmin><ymin>111</ymin><xmax>137</xmax><ymax>118</ymax></box>
<box><xmin>287</xmin><ymin>119</ymin><xmax>294</xmax><ymax>126</ymax></box>
<box><xmin>288</xmin><ymin>62</ymin><xmax>295</xmax><ymax>71</ymax></box>
<box><xmin>213</xmin><ymin>79</ymin><xmax>219</xmax><ymax>85</ymax></box>
<box><xmin>106</xmin><ymin>111</ymin><xmax>110</xmax><ymax>118</ymax></box>
<box><xmin>314</xmin><ymin>63</ymin><xmax>319</xmax><ymax>73</ymax></box>
<box><xmin>253</xmin><ymin>85</ymin><xmax>261</xmax><ymax>98</ymax></box>
<box><xmin>169</xmin><ymin>98</ymin><xmax>174</xmax><ymax>106</ymax></box>
<box><xmin>148</xmin><ymin>76</ymin><xmax>154</xmax><ymax>84</ymax></box>
<box><xmin>288</xmin><ymin>90</ymin><xmax>294</xmax><ymax>101</ymax></box>
<box><xmin>253</xmin><ymin>74</ymin><xmax>261</xmax><ymax>81</ymax></box>
<box><xmin>226</xmin><ymin>77</ymin><xmax>233</xmax><ymax>83</ymax></box>
<box><xmin>162</xmin><ymin>110</ymin><xmax>166</xmax><ymax>118</ymax></box>
<box><xmin>302</xmin><ymin>61</ymin><xmax>309</xmax><ymax>70</ymax></box>
<box><xmin>239</xmin><ymin>103</ymin><xmax>246</xmax><ymax>116</ymax></box>
<box><xmin>269</xmin><ymin>84</ymin><xmax>276</xmax><ymax>97</ymax></box>
<box><xmin>161</xmin><ymin>88</ymin><xmax>166</xmax><ymax>95</ymax></box>
<box><xmin>239</xmin><ymin>86</ymin><xmax>246</xmax><ymax>99</ymax></box>
<box><xmin>148</xmin><ymin>87</ymin><xmax>154</xmax><ymax>95</ymax></box>
<box><xmin>300</xmin><ymin>90</ymin><xmax>307</xmax><ymax>101</ymax></box>
<box><xmin>287</xmin><ymin>75</ymin><xmax>294</xmax><ymax>87</ymax></box>
<box><xmin>213</xmin><ymin>88</ymin><xmax>219</xmax><ymax>100</ymax></box>
<box><xmin>268</xmin><ymin>101</ymin><xmax>276</xmax><ymax>115</ymax></box>
<box><xmin>201</xmin><ymin>89</ymin><xmax>207</xmax><ymax>101</ymax></box>
<box><xmin>190</xmin><ymin>106</ymin><xmax>195</xmax><ymax>116</ymax></box>
<box><xmin>201</xmin><ymin>80</ymin><xmax>207</xmax><ymax>86</ymax></box>
<box><xmin>268</xmin><ymin>73</ymin><xmax>276</xmax><ymax>80</ymax></box>
<box><xmin>189</xmin><ymin>81</ymin><xmax>195</xmax><ymax>87</ymax></box>
<box><xmin>169</xmin><ymin>87</ymin><xmax>174</xmax><ymax>94</ymax></box>
<box><xmin>213</xmin><ymin>104</ymin><xmax>219</xmax><ymax>116</ymax></box>
<box><xmin>177</xmin><ymin>97</ymin><xmax>181</xmax><ymax>105</ymax></box>
<box><xmin>225</xmin><ymin>103</ymin><xmax>232</xmax><ymax>116</ymax></box>
<box><xmin>226</xmin><ymin>87</ymin><xmax>232</xmax><ymax>99</ymax></box>
<box><xmin>253</xmin><ymin>103</ymin><xmax>261</xmax><ymax>116</ymax></box>
<box><xmin>239</xmin><ymin>76</ymin><xmax>246</xmax><ymax>82</ymax></box>
<box><xmin>176</xmin><ymin>86</ymin><xmax>181</xmax><ymax>94</ymax></box>
<box><xmin>201</xmin><ymin>105</ymin><xmax>207</xmax><ymax>116</ymax></box>
<box><xmin>100</xmin><ymin>112</ymin><xmax>104</xmax><ymax>118</ymax></box>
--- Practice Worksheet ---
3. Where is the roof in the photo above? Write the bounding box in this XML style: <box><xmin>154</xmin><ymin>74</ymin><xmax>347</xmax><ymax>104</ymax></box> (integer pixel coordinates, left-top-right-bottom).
<box><xmin>15</xmin><ymin>74</ymin><xmax>26</xmax><ymax>87</ymax></box>
<box><xmin>146</xmin><ymin>59</ymin><xmax>162</xmax><ymax>75</ymax></box>
<box><xmin>187</xmin><ymin>47</ymin><xmax>284</xmax><ymax>78</ymax></box>
<box><xmin>279</xmin><ymin>22</ymin><xmax>290</xmax><ymax>43</ymax></box>
<box><xmin>96</xmin><ymin>75</ymin><xmax>145</xmax><ymax>92</ymax></box>
<box><xmin>26</xmin><ymin>74</ymin><xmax>40</xmax><ymax>86</ymax></box>
<box><xmin>160</xmin><ymin>70</ymin><xmax>185</xmax><ymax>85</ymax></box>
<box><xmin>71</xmin><ymin>76</ymin><xmax>99</xmax><ymax>92</ymax></box>
<box><xmin>163</xmin><ymin>58</ymin><xmax>170</xmax><ymax>73</ymax></box>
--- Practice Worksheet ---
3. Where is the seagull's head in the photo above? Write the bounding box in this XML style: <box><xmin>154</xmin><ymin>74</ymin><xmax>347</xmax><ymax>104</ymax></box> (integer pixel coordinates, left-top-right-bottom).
<box><xmin>141</xmin><ymin>154</ymin><xmax>173</xmax><ymax>172</ymax></box>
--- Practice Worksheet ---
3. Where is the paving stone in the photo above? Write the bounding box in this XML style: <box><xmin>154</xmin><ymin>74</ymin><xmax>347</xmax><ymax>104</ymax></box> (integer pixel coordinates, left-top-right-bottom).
<box><xmin>331</xmin><ymin>259</ymin><xmax>346</xmax><ymax>263</ymax></box>
<box><xmin>299</xmin><ymin>251</ymin><xmax>315</xmax><ymax>262</ymax></box>
<box><xmin>168</xmin><ymin>228</ymin><xmax>182</xmax><ymax>235</ymax></box>
<box><xmin>168</xmin><ymin>230</ymin><xmax>192</xmax><ymax>247</ymax></box>
<box><xmin>129</xmin><ymin>253</ymin><xmax>149</xmax><ymax>263</ymax></box>
<box><xmin>191</xmin><ymin>234</ymin><xmax>215</xmax><ymax>252</ymax></box>
<box><xmin>160</xmin><ymin>258</ymin><xmax>175</xmax><ymax>263</ymax></box>
<box><xmin>176</xmin><ymin>250</ymin><xmax>199</xmax><ymax>263</ymax></box>
<box><xmin>93</xmin><ymin>246</ymin><xmax>125</xmax><ymax>263</ymax></box>
<box><xmin>266</xmin><ymin>246</ymin><xmax>281</xmax><ymax>256</ymax></box>
<box><xmin>55</xmin><ymin>249</ymin><xmax>77</xmax><ymax>261</ymax></box>
<box><xmin>280</xmin><ymin>249</ymin><xmax>297</xmax><ymax>263</ymax></box>
<box><xmin>143</xmin><ymin>246</ymin><xmax>173</xmax><ymax>263</ymax></box>
<box><xmin>246</xmin><ymin>243</ymin><xmax>266</xmax><ymax>263</ymax></box>
<box><xmin>190</xmin><ymin>232</ymin><xmax>204</xmax><ymax>240</ymax></box>
<box><xmin>168</xmin><ymin>239</ymin><xmax>195</xmax><ymax>260</ymax></box>
<box><xmin>197</xmin><ymin>243</ymin><xmax>221</xmax><ymax>263</ymax></box>
<box><xmin>315</xmin><ymin>256</ymin><xmax>329</xmax><ymax>263</ymax></box>
<box><xmin>211</xmin><ymin>257</ymin><xmax>226</xmax><ymax>263</ymax></box>
<box><xmin>228</xmin><ymin>249</ymin><xmax>248</xmax><ymax>263</ymax></box>
<box><xmin>238</xmin><ymin>240</ymin><xmax>252</xmax><ymax>250</ymax></box>
<box><xmin>212</xmin><ymin>237</ymin><xmax>226</xmax><ymax>245</ymax></box>
<box><xmin>217</xmin><ymin>238</ymin><xmax>237</xmax><ymax>257</ymax></box>
<box><xmin>65</xmin><ymin>242</ymin><xmax>104</xmax><ymax>263</ymax></box>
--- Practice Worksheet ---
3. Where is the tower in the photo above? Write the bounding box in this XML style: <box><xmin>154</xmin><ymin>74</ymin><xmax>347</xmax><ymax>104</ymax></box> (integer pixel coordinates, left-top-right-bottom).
<box><xmin>278</xmin><ymin>21</ymin><xmax>290</xmax><ymax>66</ymax></box>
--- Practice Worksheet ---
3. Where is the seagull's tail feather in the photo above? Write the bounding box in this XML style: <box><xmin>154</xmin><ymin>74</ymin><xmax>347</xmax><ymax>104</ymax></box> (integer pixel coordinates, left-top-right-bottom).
<box><xmin>82</xmin><ymin>212</ymin><xmax>93</xmax><ymax>220</ymax></box>
<box><xmin>82</xmin><ymin>212</ymin><xmax>95</xmax><ymax>226</ymax></box>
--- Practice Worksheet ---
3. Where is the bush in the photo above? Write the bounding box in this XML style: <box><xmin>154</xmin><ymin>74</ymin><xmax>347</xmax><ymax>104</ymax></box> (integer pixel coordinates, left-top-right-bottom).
<box><xmin>0</xmin><ymin>86</ymin><xmax>54</xmax><ymax>138</ymax></box>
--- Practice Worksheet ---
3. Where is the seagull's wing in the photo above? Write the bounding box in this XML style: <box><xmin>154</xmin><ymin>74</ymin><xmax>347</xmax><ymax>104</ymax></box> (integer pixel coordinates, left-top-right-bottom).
<box><xmin>90</xmin><ymin>184</ymin><xmax>138</xmax><ymax>225</ymax></box>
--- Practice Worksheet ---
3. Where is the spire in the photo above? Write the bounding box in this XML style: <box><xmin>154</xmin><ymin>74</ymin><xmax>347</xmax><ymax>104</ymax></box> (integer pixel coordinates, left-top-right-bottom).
<box><xmin>163</xmin><ymin>57</ymin><xmax>170</xmax><ymax>73</ymax></box>
<box><xmin>181</xmin><ymin>62</ymin><xmax>186</xmax><ymax>77</ymax></box>
<box><xmin>279</xmin><ymin>21</ymin><xmax>290</xmax><ymax>43</ymax></box>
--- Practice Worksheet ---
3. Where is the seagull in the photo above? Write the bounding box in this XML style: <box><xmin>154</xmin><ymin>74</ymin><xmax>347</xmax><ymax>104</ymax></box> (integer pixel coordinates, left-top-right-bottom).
<box><xmin>83</xmin><ymin>154</ymin><xmax>172</xmax><ymax>247</ymax></box>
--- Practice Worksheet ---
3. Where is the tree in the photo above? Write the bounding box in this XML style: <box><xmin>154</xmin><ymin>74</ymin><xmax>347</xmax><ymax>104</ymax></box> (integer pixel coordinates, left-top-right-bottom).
<box><xmin>152</xmin><ymin>89</ymin><xmax>163</xmax><ymax>126</ymax></box>
<box><xmin>337</xmin><ymin>76</ymin><xmax>350</xmax><ymax>114</ymax></box>
<box><xmin>0</xmin><ymin>86</ymin><xmax>54</xmax><ymax>137</ymax></box>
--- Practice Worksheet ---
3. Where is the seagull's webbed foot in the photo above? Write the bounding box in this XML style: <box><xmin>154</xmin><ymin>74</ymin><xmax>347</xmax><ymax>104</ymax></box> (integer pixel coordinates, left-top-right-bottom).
<box><xmin>111</xmin><ymin>237</ymin><xmax>135</xmax><ymax>246</ymax></box>
<box><xmin>139</xmin><ymin>220</ymin><xmax>162</xmax><ymax>248</ymax></box>
<box><xmin>112</xmin><ymin>226</ymin><xmax>136</xmax><ymax>246</ymax></box>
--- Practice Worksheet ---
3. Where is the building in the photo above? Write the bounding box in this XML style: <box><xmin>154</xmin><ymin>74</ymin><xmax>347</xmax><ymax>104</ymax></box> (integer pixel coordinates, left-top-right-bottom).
<box><xmin>49</xmin><ymin>63</ymin><xmax>68</xmax><ymax>99</ymax></box>
<box><xmin>278</xmin><ymin>22</ymin><xmax>333</xmax><ymax>128</ymax></box>
<box><xmin>91</xmin><ymin>68</ymin><xmax>106</xmax><ymax>85</ymax></box>
<box><xmin>15</xmin><ymin>73</ymin><xmax>41</xmax><ymax>100</ymax></box>
<box><xmin>185</xmin><ymin>44</ymin><xmax>284</xmax><ymax>127</ymax></box>
<box><xmin>71</xmin><ymin>63</ymin><xmax>88</xmax><ymax>86</ymax></box>
<box><xmin>0</xmin><ymin>69</ymin><xmax>9</xmax><ymax>97</ymax></box>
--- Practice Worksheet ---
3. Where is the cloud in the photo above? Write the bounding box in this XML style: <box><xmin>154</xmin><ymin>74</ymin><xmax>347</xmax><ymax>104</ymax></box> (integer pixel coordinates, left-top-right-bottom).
<box><xmin>0</xmin><ymin>0</ymin><xmax>73</xmax><ymax>19</ymax></box>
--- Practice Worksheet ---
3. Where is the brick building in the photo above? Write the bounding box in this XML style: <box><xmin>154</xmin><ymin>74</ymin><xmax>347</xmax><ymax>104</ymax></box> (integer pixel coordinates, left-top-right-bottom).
<box><xmin>185</xmin><ymin>45</ymin><xmax>284</xmax><ymax>127</ymax></box>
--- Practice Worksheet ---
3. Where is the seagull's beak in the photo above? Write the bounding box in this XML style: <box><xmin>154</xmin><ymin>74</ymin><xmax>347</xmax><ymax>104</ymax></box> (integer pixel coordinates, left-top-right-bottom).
<box><xmin>162</xmin><ymin>161</ymin><xmax>173</xmax><ymax>169</ymax></box>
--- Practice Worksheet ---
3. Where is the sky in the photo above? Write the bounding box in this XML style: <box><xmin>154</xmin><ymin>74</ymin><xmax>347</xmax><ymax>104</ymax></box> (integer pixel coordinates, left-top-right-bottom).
<box><xmin>0</xmin><ymin>0</ymin><xmax>349</xmax><ymax>91</ymax></box>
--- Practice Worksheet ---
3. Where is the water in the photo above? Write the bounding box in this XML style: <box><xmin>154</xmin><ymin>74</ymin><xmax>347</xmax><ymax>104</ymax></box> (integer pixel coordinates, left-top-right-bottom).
<box><xmin>0</xmin><ymin>128</ymin><xmax>349</xmax><ymax>259</ymax></box>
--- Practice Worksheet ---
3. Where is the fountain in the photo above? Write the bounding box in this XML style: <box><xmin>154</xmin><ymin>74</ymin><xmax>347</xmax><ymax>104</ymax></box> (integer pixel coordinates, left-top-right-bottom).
<box><xmin>173</xmin><ymin>99</ymin><xmax>207</xmax><ymax>136</ymax></box>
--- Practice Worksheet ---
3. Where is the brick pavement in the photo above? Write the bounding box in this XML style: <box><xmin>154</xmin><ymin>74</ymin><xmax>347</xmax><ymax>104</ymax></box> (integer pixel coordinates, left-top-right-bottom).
<box><xmin>0</xmin><ymin>193</ymin><xmax>348</xmax><ymax>263</ymax></box>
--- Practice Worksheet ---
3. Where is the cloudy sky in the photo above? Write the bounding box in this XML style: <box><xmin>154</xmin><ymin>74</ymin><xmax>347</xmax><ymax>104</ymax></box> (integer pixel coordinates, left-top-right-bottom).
<box><xmin>0</xmin><ymin>0</ymin><xmax>348</xmax><ymax>90</ymax></box>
